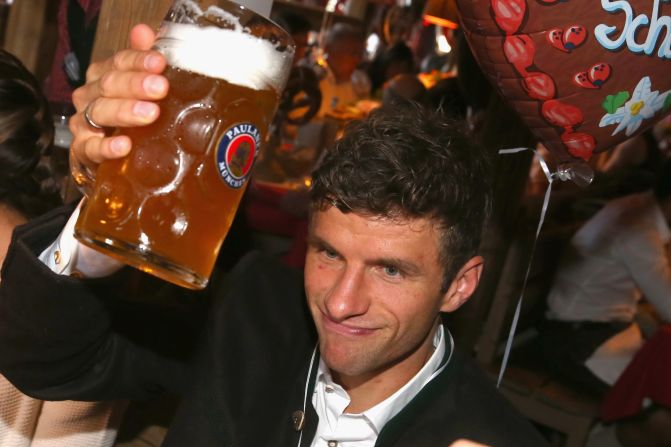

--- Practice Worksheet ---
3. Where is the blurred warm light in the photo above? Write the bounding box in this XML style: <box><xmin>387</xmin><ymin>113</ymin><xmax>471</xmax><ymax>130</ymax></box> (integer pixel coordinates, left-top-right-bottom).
<box><xmin>423</xmin><ymin>0</ymin><xmax>459</xmax><ymax>29</ymax></box>
<box><xmin>316</xmin><ymin>55</ymin><xmax>328</xmax><ymax>69</ymax></box>
<box><xmin>423</xmin><ymin>15</ymin><xmax>459</xmax><ymax>29</ymax></box>
<box><xmin>325</xmin><ymin>0</ymin><xmax>338</xmax><ymax>13</ymax></box>
<box><xmin>366</xmin><ymin>33</ymin><xmax>381</xmax><ymax>60</ymax></box>
<box><xmin>417</xmin><ymin>70</ymin><xmax>454</xmax><ymax>89</ymax></box>
<box><xmin>436</xmin><ymin>33</ymin><xmax>452</xmax><ymax>54</ymax></box>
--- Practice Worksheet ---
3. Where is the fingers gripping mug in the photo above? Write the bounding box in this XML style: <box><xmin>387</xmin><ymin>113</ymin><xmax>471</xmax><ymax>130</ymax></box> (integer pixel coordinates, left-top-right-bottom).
<box><xmin>73</xmin><ymin>0</ymin><xmax>294</xmax><ymax>289</ymax></box>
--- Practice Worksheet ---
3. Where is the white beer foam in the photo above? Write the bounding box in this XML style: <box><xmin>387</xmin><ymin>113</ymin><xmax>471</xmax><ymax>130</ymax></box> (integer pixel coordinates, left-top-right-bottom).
<box><xmin>155</xmin><ymin>22</ymin><xmax>292</xmax><ymax>94</ymax></box>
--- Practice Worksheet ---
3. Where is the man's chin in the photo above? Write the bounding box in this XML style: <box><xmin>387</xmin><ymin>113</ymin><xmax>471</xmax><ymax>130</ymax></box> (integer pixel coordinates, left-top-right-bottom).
<box><xmin>320</xmin><ymin>343</ymin><xmax>374</xmax><ymax>379</ymax></box>
<box><xmin>325</xmin><ymin>362</ymin><xmax>367</xmax><ymax>383</ymax></box>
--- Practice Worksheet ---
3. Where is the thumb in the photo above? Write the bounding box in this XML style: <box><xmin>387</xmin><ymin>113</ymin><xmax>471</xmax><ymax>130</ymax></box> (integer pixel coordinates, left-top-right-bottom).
<box><xmin>129</xmin><ymin>24</ymin><xmax>157</xmax><ymax>51</ymax></box>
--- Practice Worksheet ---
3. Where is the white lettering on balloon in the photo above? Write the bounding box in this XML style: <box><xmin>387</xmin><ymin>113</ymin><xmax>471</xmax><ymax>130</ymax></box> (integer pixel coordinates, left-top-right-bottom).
<box><xmin>595</xmin><ymin>0</ymin><xmax>671</xmax><ymax>58</ymax></box>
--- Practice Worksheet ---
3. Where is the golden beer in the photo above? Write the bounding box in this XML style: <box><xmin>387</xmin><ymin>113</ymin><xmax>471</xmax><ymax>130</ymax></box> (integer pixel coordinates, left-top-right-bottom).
<box><xmin>74</xmin><ymin>2</ymin><xmax>293</xmax><ymax>289</ymax></box>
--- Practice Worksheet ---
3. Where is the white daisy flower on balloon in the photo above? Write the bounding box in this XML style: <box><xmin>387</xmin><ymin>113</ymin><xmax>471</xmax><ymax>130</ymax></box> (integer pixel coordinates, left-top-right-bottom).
<box><xmin>599</xmin><ymin>76</ymin><xmax>671</xmax><ymax>137</ymax></box>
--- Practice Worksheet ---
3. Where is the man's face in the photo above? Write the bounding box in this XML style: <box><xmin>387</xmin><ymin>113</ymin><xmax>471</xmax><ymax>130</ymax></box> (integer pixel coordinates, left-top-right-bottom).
<box><xmin>326</xmin><ymin>38</ymin><xmax>364</xmax><ymax>82</ymax></box>
<box><xmin>304</xmin><ymin>206</ymin><xmax>461</xmax><ymax>387</ymax></box>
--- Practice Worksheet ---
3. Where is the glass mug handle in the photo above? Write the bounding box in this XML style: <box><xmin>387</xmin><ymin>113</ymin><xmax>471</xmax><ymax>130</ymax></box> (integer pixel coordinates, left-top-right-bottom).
<box><xmin>69</xmin><ymin>145</ymin><xmax>97</xmax><ymax>197</ymax></box>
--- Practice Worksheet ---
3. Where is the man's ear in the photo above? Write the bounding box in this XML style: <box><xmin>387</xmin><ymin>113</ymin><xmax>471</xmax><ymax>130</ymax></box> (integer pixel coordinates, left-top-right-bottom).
<box><xmin>440</xmin><ymin>256</ymin><xmax>484</xmax><ymax>312</ymax></box>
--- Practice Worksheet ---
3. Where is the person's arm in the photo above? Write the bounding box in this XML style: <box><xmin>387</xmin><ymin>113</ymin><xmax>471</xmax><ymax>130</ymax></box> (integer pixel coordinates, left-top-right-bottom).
<box><xmin>38</xmin><ymin>201</ymin><xmax>123</xmax><ymax>278</ymax></box>
<box><xmin>0</xmin><ymin>205</ymin><xmax>189</xmax><ymax>401</ymax></box>
<box><xmin>616</xmin><ymin>221</ymin><xmax>671</xmax><ymax>323</ymax></box>
<box><xmin>0</xmin><ymin>24</ymin><xmax>188</xmax><ymax>401</ymax></box>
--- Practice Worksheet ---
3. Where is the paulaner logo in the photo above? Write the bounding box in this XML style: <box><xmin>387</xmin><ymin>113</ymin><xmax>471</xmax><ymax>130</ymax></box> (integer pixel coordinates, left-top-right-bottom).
<box><xmin>216</xmin><ymin>123</ymin><xmax>261</xmax><ymax>188</ymax></box>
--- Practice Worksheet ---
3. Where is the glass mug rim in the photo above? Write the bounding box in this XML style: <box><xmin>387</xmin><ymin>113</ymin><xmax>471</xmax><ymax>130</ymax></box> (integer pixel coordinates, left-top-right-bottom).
<box><xmin>166</xmin><ymin>0</ymin><xmax>294</xmax><ymax>36</ymax></box>
<box><xmin>157</xmin><ymin>0</ymin><xmax>295</xmax><ymax>96</ymax></box>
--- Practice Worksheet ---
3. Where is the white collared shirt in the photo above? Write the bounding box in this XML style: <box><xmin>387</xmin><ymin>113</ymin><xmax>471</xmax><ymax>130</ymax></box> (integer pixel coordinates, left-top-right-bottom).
<box><xmin>309</xmin><ymin>326</ymin><xmax>451</xmax><ymax>447</ymax></box>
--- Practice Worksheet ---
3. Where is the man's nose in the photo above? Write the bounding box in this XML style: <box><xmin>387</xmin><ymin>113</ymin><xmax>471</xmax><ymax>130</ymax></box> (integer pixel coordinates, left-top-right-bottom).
<box><xmin>324</xmin><ymin>267</ymin><xmax>369</xmax><ymax>322</ymax></box>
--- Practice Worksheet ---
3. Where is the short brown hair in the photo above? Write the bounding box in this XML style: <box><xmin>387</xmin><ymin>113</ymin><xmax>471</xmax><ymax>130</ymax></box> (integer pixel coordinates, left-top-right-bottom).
<box><xmin>310</xmin><ymin>103</ymin><xmax>492</xmax><ymax>291</ymax></box>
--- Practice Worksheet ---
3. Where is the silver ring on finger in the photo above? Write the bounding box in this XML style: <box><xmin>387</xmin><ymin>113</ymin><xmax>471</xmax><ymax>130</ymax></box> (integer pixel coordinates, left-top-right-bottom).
<box><xmin>83</xmin><ymin>102</ymin><xmax>105</xmax><ymax>130</ymax></box>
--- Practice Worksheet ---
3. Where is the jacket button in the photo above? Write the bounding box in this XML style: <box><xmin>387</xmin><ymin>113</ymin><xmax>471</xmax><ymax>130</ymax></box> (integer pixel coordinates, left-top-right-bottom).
<box><xmin>291</xmin><ymin>410</ymin><xmax>305</xmax><ymax>431</ymax></box>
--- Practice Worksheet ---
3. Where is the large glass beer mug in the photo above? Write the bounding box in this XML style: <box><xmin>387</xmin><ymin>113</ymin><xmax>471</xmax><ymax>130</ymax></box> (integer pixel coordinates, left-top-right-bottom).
<box><xmin>74</xmin><ymin>0</ymin><xmax>294</xmax><ymax>289</ymax></box>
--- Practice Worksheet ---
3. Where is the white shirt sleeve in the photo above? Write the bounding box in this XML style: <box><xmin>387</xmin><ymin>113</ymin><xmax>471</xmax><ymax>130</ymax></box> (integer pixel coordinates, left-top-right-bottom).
<box><xmin>39</xmin><ymin>201</ymin><xmax>124</xmax><ymax>278</ymax></box>
<box><xmin>616</xmin><ymin>223</ymin><xmax>671</xmax><ymax>323</ymax></box>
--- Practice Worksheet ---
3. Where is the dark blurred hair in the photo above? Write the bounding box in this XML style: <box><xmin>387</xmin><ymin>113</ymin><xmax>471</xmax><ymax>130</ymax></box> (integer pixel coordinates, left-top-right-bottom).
<box><xmin>310</xmin><ymin>102</ymin><xmax>492</xmax><ymax>290</ymax></box>
<box><xmin>369</xmin><ymin>42</ymin><xmax>415</xmax><ymax>92</ymax></box>
<box><xmin>455</xmin><ymin>32</ymin><xmax>491</xmax><ymax>111</ymax></box>
<box><xmin>324</xmin><ymin>23</ymin><xmax>365</xmax><ymax>48</ymax></box>
<box><xmin>426</xmin><ymin>77</ymin><xmax>467</xmax><ymax>119</ymax></box>
<box><xmin>382</xmin><ymin>73</ymin><xmax>427</xmax><ymax>107</ymax></box>
<box><xmin>273</xmin><ymin>11</ymin><xmax>313</xmax><ymax>36</ymax></box>
<box><xmin>0</xmin><ymin>50</ymin><xmax>62</xmax><ymax>218</ymax></box>
<box><xmin>654</xmin><ymin>158</ymin><xmax>671</xmax><ymax>201</ymax></box>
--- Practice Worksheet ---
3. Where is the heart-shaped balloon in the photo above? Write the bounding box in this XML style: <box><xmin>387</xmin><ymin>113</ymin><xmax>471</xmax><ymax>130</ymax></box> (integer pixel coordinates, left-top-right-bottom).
<box><xmin>457</xmin><ymin>0</ymin><xmax>671</xmax><ymax>167</ymax></box>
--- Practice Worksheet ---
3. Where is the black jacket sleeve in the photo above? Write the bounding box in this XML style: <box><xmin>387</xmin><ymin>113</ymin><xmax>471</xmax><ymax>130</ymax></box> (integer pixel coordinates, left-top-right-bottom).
<box><xmin>0</xmin><ymin>204</ymin><xmax>194</xmax><ymax>401</ymax></box>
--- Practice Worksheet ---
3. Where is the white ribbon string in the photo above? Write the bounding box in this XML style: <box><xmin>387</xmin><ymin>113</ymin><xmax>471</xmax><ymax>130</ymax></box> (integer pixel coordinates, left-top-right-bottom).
<box><xmin>496</xmin><ymin>147</ymin><xmax>556</xmax><ymax>388</ymax></box>
<box><xmin>296</xmin><ymin>345</ymin><xmax>318</xmax><ymax>447</ymax></box>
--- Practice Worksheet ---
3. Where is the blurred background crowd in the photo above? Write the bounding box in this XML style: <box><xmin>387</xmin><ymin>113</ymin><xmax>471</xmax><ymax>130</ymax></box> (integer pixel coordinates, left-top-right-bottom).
<box><xmin>1</xmin><ymin>0</ymin><xmax>671</xmax><ymax>446</ymax></box>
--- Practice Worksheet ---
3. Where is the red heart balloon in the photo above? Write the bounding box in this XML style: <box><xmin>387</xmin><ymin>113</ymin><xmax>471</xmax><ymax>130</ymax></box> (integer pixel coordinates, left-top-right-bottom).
<box><xmin>457</xmin><ymin>0</ymin><xmax>671</xmax><ymax>164</ymax></box>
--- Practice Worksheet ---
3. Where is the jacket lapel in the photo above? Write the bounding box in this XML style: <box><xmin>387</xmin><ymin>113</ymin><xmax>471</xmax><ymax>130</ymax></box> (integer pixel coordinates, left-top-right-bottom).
<box><xmin>276</xmin><ymin>345</ymin><xmax>320</xmax><ymax>447</ymax></box>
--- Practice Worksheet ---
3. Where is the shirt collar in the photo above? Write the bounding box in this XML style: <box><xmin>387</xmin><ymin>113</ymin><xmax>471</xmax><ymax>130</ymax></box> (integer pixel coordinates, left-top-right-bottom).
<box><xmin>314</xmin><ymin>324</ymin><xmax>452</xmax><ymax>434</ymax></box>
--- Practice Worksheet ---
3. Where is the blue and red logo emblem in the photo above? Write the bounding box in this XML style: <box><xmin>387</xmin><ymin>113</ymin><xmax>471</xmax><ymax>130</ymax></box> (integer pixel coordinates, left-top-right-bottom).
<box><xmin>215</xmin><ymin>123</ymin><xmax>261</xmax><ymax>188</ymax></box>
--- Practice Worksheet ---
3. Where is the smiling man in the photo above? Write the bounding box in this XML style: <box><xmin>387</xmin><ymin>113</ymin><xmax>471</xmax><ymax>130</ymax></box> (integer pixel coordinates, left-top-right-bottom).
<box><xmin>303</xmin><ymin>109</ymin><xmax>490</xmax><ymax>429</ymax></box>
<box><xmin>0</xmin><ymin>26</ymin><xmax>546</xmax><ymax>447</ymax></box>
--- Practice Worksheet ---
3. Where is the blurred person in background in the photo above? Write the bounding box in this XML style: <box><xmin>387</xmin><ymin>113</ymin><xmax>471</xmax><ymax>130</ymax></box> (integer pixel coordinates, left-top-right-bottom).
<box><xmin>0</xmin><ymin>49</ymin><xmax>125</xmax><ymax>447</ymax></box>
<box><xmin>381</xmin><ymin>74</ymin><xmax>426</xmax><ymax>107</ymax></box>
<box><xmin>541</xmin><ymin>159</ymin><xmax>671</xmax><ymax>447</ymax></box>
<box><xmin>368</xmin><ymin>41</ymin><xmax>415</xmax><ymax>97</ymax></box>
<box><xmin>317</xmin><ymin>23</ymin><xmax>370</xmax><ymax>117</ymax></box>
<box><xmin>44</xmin><ymin>0</ymin><xmax>102</xmax><ymax>105</ymax></box>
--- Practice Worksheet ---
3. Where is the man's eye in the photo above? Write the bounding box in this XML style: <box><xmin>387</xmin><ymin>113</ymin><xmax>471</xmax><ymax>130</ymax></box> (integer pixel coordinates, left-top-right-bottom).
<box><xmin>383</xmin><ymin>265</ymin><xmax>401</xmax><ymax>277</ymax></box>
<box><xmin>323</xmin><ymin>249</ymin><xmax>338</xmax><ymax>259</ymax></box>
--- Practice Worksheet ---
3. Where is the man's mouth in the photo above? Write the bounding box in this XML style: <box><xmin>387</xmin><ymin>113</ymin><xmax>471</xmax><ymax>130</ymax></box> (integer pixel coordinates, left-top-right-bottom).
<box><xmin>321</xmin><ymin>313</ymin><xmax>377</xmax><ymax>337</ymax></box>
